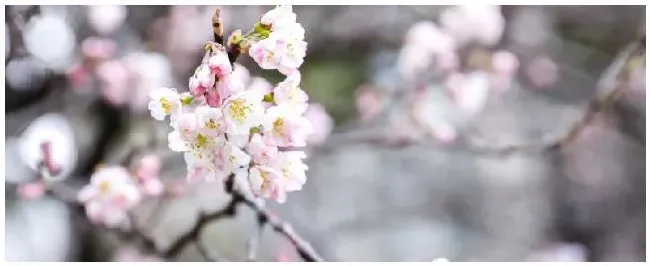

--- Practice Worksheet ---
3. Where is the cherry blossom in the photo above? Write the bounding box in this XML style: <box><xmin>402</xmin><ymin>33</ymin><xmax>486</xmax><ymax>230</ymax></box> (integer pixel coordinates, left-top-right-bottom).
<box><xmin>148</xmin><ymin>87</ymin><xmax>183</xmax><ymax>121</ymax></box>
<box><xmin>77</xmin><ymin>166</ymin><xmax>141</xmax><ymax>228</ymax></box>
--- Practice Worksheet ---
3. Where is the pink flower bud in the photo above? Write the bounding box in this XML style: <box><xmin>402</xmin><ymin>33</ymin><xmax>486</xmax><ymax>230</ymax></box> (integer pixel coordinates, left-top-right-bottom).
<box><xmin>96</xmin><ymin>60</ymin><xmax>130</xmax><ymax>106</ymax></box>
<box><xmin>207</xmin><ymin>53</ymin><xmax>232</xmax><ymax>77</ymax></box>
<box><xmin>136</xmin><ymin>154</ymin><xmax>161</xmax><ymax>180</ymax></box>
<box><xmin>355</xmin><ymin>85</ymin><xmax>383</xmax><ymax>121</ymax></box>
<box><xmin>81</xmin><ymin>37</ymin><xmax>117</xmax><ymax>61</ymax></box>
<box><xmin>140</xmin><ymin>178</ymin><xmax>164</xmax><ymax>196</ymax></box>
<box><xmin>205</xmin><ymin>89</ymin><xmax>223</xmax><ymax>107</ymax></box>
<box><xmin>66</xmin><ymin>64</ymin><xmax>93</xmax><ymax>91</ymax></box>
<box><xmin>526</xmin><ymin>56</ymin><xmax>559</xmax><ymax>89</ymax></box>
<box><xmin>17</xmin><ymin>182</ymin><xmax>46</xmax><ymax>200</ymax></box>
<box><xmin>492</xmin><ymin>50</ymin><xmax>519</xmax><ymax>76</ymax></box>
<box><xmin>303</xmin><ymin>103</ymin><xmax>333</xmax><ymax>146</ymax></box>
<box><xmin>216</xmin><ymin>74</ymin><xmax>245</xmax><ymax>100</ymax></box>
<box><xmin>188</xmin><ymin>76</ymin><xmax>206</xmax><ymax>97</ymax></box>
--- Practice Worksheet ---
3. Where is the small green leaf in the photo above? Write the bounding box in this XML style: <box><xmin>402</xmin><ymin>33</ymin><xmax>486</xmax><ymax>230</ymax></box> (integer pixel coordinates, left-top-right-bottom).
<box><xmin>181</xmin><ymin>95</ymin><xmax>194</xmax><ymax>105</ymax></box>
<box><xmin>263</xmin><ymin>93</ymin><xmax>274</xmax><ymax>103</ymax></box>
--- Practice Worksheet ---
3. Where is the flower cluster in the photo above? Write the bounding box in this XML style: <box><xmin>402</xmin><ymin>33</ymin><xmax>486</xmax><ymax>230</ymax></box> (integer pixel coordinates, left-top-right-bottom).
<box><xmin>397</xmin><ymin>6</ymin><xmax>524</xmax><ymax>142</ymax></box>
<box><xmin>249</xmin><ymin>5</ymin><xmax>307</xmax><ymax>76</ymax></box>
<box><xmin>77</xmin><ymin>156</ymin><xmax>164</xmax><ymax>228</ymax></box>
<box><xmin>148</xmin><ymin>5</ymin><xmax>311</xmax><ymax>203</ymax></box>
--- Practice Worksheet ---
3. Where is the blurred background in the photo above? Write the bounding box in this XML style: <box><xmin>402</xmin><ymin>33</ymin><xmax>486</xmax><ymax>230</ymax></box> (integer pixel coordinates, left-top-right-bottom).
<box><xmin>3</xmin><ymin>5</ymin><xmax>646</xmax><ymax>262</ymax></box>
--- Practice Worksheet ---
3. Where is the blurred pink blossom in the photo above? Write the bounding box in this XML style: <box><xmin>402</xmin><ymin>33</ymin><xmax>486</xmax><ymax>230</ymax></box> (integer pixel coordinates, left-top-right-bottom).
<box><xmin>87</xmin><ymin>6</ymin><xmax>127</xmax><ymax>36</ymax></box>
<box><xmin>435</xmin><ymin>51</ymin><xmax>460</xmax><ymax>73</ymax></box>
<box><xmin>96</xmin><ymin>59</ymin><xmax>130</xmax><ymax>106</ymax></box>
<box><xmin>66</xmin><ymin>63</ymin><xmax>93</xmax><ymax>91</ymax></box>
<box><xmin>492</xmin><ymin>50</ymin><xmax>520</xmax><ymax>76</ymax></box>
<box><xmin>406</xmin><ymin>21</ymin><xmax>456</xmax><ymax>55</ymax></box>
<box><xmin>355</xmin><ymin>85</ymin><xmax>383</xmax><ymax>121</ymax></box>
<box><xmin>526</xmin><ymin>55</ymin><xmax>559</xmax><ymax>89</ymax></box>
<box><xmin>399</xmin><ymin>21</ymin><xmax>458</xmax><ymax>79</ymax></box>
<box><xmin>17</xmin><ymin>182</ymin><xmax>46</xmax><ymax>200</ymax></box>
<box><xmin>490</xmin><ymin>51</ymin><xmax>519</xmax><ymax>92</ymax></box>
<box><xmin>135</xmin><ymin>154</ymin><xmax>162</xmax><ymax>180</ymax></box>
<box><xmin>440</xmin><ymin>5</ymin><xmax>505</xmax><ymax>47</ymax></box>
<box><xmin>445</xmin><ymin>72</ymin><xmax>491</xmax><ymax>114</ymax></box>
<box><xmin>303</xmin><ymin>103</ymin><xmax>334</xmax><ymax>146</ymax></box>
<box><xmin>81</xmin><ymin>37</ymin><xmax>117</xmax><ymax>61</ymax></box>
<box><xmin>139</xmin><ymin>178</ymin><xmax>164</xmax><ymax>197</ymax></box>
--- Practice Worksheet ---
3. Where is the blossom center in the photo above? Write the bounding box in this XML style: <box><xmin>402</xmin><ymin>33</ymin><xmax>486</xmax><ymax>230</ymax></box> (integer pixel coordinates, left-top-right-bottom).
<box><xmin>100</xmin><ymin>181</ymin><xmax>111</xmax><ymax>194</ymax></box>
<box><xmin>160</xmin><ymin>98</ymin><xmax>173</xmax><ymax>114</ymax></box>
<box><xmin>207</xmin><ymin>118</ymin><xmax>218</xmax><ymax>130</ymax></box>
<box><xmin>272</xmin><ymin>118</ymin><xmax>285</xmax><ymax>136</ymax></box>
<box><xmin>195</xmin><ymin>134</ymin><xmax>209</xmax><ymax>149</ymax></box>
<box><xmin>228</xmin><ymin>99</ymin><xmax>251</xmax><ymax>123</ymax></box>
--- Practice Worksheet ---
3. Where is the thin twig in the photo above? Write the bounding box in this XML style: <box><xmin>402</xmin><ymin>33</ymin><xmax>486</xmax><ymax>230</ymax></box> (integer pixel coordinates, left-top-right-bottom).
<box><xmin>195</xmin><ymin>232</ymin><xmax>226</xmax><ymax>261</ymax></box>
<box><xmin>162</xmin><ymin>175</ymin><xmax>325</xmax><ymax>262</ymax></box>
<box><xmin>246</xmin><ymin>210</ymin><xmax>267</xmax><ymax>261</ymax></box>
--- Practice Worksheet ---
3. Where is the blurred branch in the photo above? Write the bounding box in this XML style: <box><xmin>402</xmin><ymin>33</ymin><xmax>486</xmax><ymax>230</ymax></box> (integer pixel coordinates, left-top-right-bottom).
<box><xmin>315</xmin><ymin>37</ymin><xmax>645</xmax><ymax>156</ymax></box>
<box><xmin>464</xmin><ymin>37</ymin><xmax>645</xmax><ymax>155</ymax></box>
<box><xmin>246</xmin><ymin>213</ymin><xmax>266</xmax><ymax>261</ymax></box>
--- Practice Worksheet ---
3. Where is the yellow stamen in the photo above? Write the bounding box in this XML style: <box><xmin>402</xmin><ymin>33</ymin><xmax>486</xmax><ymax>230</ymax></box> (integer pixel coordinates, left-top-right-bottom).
<box><xmin>100</xmin><ymin>181</ymin><xmax>111</xmax><ymax>194</ymax></box>
<box><xmin>228</xmin><ymin>99</ymin><xmax>251</xmax><ymax>123</ymax></box>
<box><xmin>273</xmin><ymin>118</ymin><xmax>285</xmax><ymax>136</ymax></box>
<box><xmin>207</xmin><ymin>119</ymin><xmax>218</xmax><ymax>130</ymax></box>
<box><xmin>195</xmin><ymin>134</ymin><xmax>208</xmax><ymax>149</ymax></box>
<box><xmin>160</xmin><ymin>98</ymin><xmax>173</xmax><ymax>114</ymax></box>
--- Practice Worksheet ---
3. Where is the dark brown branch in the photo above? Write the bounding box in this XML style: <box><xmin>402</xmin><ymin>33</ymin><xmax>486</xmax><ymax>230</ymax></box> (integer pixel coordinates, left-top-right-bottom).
<box><xmin>162</xmin><ymin>175</ymin><xmax>325</xmax><ymax>262</ymax></box>
<box><xmin>162</xmin><ymin>199</ymin><xmax>238</xmax><ymax>259</ymax></box>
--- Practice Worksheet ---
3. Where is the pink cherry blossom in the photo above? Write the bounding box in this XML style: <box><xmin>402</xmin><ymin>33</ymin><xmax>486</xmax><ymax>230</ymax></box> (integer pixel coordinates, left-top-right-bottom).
<box><xmin>216</xmin><ymin>74</ymin><xmax>245</xmax><ymax>100</ymax></box>
<box><xmin>207</xmin><ymin>53</ymin><xmax>232</xmax><ymax>77</ymax></box>
<box><xmin>492</xmin><ymin>50</ymin><xmax>520</xmax><ymax>76</ymax></box>
<box><xmin>526</xmin><ymin>55</ymin><xmax>559</xmax><ymax>89</ymax></box>
<box><xmin>355</xmin><ymin>85</ymin><xmax>383</xmax><ymax>121</ymax></box>
<box><xmin>17</xmin><ymin>182</ymin><xmax>46</xmax><ymax>200</ymax></box>
<box><xmin>247</xmin><ymin>133</ymin><xmax>279</xmax><ymax>165</ymax></box>
<box><xmin>440</xmin><ymin>5</ymin><xmax>505</xmax><ymax>47</ymax></box>
<box><xmin>303</xmin><ymin>103</ymin><xmax>334</xmax><ymax>146</ymax></box>
<box><xmin>445</xmin><ymin>72</ymin><xmax>490</xmax><ymax>114</ymax></box>
<box><xmin>96</xmin><ymin>59</ymin><xmax>130</xmax><ymax>106</ymax></box>
<box><xmin>135</xmin><ymin>154</ymin><xmax>162</xmax><ymax>180</ymax></box>
<box><xmin>249</xmin><ymin>31</ymin><xmax>307</xmax><ymax>75</ymax></box>
<box><xmin>272</xmin><ymin>72</ymin><xmax>308</xmax><ymax>114</ymax></box>
<box><xmin>139</xmin><ymin>178</ymin><xmax>164</xmax><ymax>196</ymax></box>
<box><xmin>77</xmin><ymin>166</ymin><xmax>142</xmax><ymax>228</ymax></box>
<box><xmin>263</xmin><ymin>106</ymin><xmax>313</xmax><ymax>147</ymax></box>
<box><xmin>248</xmin><ymin>165</ymin><xmax>285</xmax><ymax>202</ymax></box>
<box><xmin>81</xmin><ymin>37</ymin><xmax>117</xmax><ymax>61</ymax></box>
<box><xmin>189</xmin><ymin>65</ymin><xmax>215</xmax><ymax>97</ymax></box>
